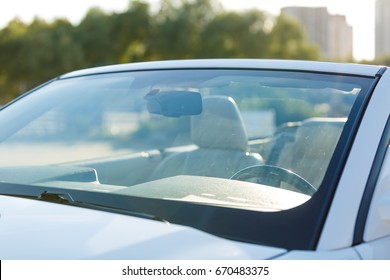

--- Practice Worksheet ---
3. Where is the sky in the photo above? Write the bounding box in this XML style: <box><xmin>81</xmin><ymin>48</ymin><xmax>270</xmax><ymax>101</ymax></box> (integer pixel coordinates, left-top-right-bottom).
<box><xmin>0</xmin><ymin>0</ymin><xmax>376</xmax><ymax>61</ymax></box>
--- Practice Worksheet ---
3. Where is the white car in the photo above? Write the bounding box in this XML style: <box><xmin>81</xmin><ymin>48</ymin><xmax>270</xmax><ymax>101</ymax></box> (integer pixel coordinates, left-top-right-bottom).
<box><xmin>0</xmin><ymin>59</ymin><xmax>389</xmax><ymax>259</ymax></box>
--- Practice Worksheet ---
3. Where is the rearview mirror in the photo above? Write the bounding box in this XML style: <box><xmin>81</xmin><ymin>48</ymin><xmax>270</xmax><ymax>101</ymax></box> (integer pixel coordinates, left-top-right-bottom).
<box><xmin>145</xmin><ymin>90</ymin><xmax>203</xmax><ymax>117</ymax></box>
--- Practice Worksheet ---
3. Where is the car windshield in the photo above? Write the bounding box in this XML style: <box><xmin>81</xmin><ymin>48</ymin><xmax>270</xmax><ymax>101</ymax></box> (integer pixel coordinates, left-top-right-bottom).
<box><xmin>0</xmin><ymin>68</ymin><xmax>375</xmax><ymax>249</ymax></box>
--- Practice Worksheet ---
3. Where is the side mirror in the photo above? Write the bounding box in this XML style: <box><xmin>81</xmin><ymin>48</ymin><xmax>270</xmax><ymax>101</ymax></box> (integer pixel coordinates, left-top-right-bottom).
<box><xmin>145</xmin><ymin>90</ymin><xmax>203</xmax><ymax>117</ymax></box>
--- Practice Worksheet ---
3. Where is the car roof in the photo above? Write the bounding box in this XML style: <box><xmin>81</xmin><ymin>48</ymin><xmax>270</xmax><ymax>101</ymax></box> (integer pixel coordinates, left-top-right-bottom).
<box><xmin>60</xmin><ymin>59</ymin><xmax>384</xmax><ymax>79</ymax></box>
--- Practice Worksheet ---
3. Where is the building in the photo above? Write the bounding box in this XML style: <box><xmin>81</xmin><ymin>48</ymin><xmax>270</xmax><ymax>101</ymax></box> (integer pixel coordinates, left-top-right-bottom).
<box><xmin>329</xmin><ymin>15</ymin><xmax>353</xmax><ymax>60</ymax></box>
<box><xmin>281</xmin><ymin>7</ymin><xmax>353</xmax><ymax>60</ymax></box>
<box><xmin>375</xmin><ymin>0</ymin><xmax>390</xmax><ymax>58</ymax></box>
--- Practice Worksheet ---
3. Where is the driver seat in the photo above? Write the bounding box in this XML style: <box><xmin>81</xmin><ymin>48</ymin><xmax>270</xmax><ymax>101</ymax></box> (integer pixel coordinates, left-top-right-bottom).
<box><xmin>150</xmin><ymin>95</ymin><xmax>264</xmax><ymax>180</ymax></box>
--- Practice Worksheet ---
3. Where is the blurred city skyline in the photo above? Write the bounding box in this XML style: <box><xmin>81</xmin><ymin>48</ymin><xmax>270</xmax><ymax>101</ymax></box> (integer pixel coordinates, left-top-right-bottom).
<box><xmin>0</xmin><ymin>0</ymin><xmax>375</xmax><ymax>60</ymax></box>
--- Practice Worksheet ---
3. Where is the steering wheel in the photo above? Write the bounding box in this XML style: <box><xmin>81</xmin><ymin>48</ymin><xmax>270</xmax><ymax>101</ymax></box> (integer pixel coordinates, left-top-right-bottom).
<box><xmin>230</xmin><ymin>165</ymin><xmax>316</xmax><ymax>195</ymax></box>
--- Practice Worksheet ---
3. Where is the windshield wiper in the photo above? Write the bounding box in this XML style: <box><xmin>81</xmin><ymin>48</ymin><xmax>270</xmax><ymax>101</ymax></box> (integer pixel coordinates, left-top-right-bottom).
<box><xmin>38</xmin><ymin>191</ymin><xmax>169</xmax><ymax>223</ymax></box>
<box><xmin>1</xmin><ymin>188</ymin><xmax>168</xmax><ymax>224</ymax></box>
<box><xmin>38</xmin><ymin>190</ymin><xmax>75</xmax><ymax>204</ymax></box>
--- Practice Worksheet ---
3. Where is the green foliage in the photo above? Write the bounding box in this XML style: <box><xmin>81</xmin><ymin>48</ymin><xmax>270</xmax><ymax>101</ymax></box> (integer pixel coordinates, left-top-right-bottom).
<box><xmin>0</xmin><ymin>18</ymin><xmax>86</xmax><ymax>103</ymax></box>
<box><xmin>113</xmin><ymin>1</ymin><xmax>152</xmax><ymax>62</ymax></box>
<box><xmin>77</xmin><ymin>8</ymin><xmax>115</xmax><ymax>66</ymax></box>
<box><xmin>362</xmin><ymin>55</ymin><xmax>390</xmax><ymax>66</ymax></box>
<box><xmin>148</xmin><ymin>0</ymin><xmax>221</xmax><ymax>59</ymax></box>
<box><xmin>0</xmin><ymin>0</ymin><xmax>322</xmax><ymax>104</ymax></box>
<box><xmin>199</xmin><ymin>10</ymin><xmax>269</xmax><ymax>58</ymax></box>
<box><xmin>267</xmin><ymin>15</ymin><xmax>320</xmax><ymax>60</ymax></box>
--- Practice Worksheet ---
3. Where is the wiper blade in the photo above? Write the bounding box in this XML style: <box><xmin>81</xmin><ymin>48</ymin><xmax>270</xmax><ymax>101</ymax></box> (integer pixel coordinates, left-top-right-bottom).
<box><xmin>0</xmin><ymin>185</ymin><xmax>169</xmax><ymax>223</ymax></box>
<box><xmin>38</xmin><ymin>190</ymin><xmax>75</xmax><ymax>204</ymax></box>
<box><xmin>38</xmin><ymin>191</ymin><xmax>169</xmax><ymax>224</ymax></box>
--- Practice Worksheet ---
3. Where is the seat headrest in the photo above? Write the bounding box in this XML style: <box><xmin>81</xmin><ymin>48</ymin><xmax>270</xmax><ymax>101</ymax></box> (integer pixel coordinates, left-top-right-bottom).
<box><xmin>293</xmin><ymin>117</ymin><xmax>346</xmax><ymax>160</ymax></box>
<box><xmin>191</xmin><ymin>95</ymin><xmax>248</xmax><ymax>151</ymax></box>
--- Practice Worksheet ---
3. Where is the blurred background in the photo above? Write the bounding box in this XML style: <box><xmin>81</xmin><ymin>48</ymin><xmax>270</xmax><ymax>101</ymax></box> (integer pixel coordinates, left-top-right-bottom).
<box><xmin>0</xmin><ymin>0</ymin><xmax>388</xmax><ymax>104</ymax></box>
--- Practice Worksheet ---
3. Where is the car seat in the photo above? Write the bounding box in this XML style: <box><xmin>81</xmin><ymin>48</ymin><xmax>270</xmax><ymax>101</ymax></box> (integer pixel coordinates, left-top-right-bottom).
<box><xmin>150</xmin><ymin>95</ymin><xmax>264</xmax><ymax>180</ymax></box>
<box><xmin>277</xmin><ymin>117</ymin><xmax>346</xmax><ymax>189</ymax></box>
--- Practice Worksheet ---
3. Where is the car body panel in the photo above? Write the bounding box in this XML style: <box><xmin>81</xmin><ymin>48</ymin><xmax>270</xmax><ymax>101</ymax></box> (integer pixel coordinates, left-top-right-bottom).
<box><xmin>0</xmin><ymin>195</ymin><xmax>286</xmax><ymax>259</ymax></box>
<box><xmin>61</xmin><ymin>59</ymin><xmax>382</xmax><ymax>79</ymax></box>
<box><xmin>0</xmin><ymin>59</ymin><xmax>388</xmax><ymax>259</ymax></box>
<box><xmin>364</xmin><ymin>147</ymin><xmax>390</xmax><ymax>241</ymax></box>
<box><xmin>276</xmin><ymin>248</ymin><xmax>360</xmax><ymax>260</ymax></box>
<box><xmin>317</xmin><ymin>68</ymin><xmax>389</xmax><ymax>251</ymax></box>
<box><xmin>355</xmin><ymin>235</ymin><xmax>390</xmax><ymax>259</ymax></box>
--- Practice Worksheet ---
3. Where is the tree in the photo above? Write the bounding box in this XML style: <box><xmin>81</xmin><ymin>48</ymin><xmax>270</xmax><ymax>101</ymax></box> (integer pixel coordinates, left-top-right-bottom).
<box><xmin>0</xmin><ymin>0</ymin><xmax>324</xmax><ymax>105</ymax></box>
<box><xmin>0</xmin><ymin>18</ymin><xmax>86</xmax><ymax>102</ymax></box>
<box><xmin>267</xmin><ymin>15</ymin><xmax>320</xmax><ymax>60</ymax></box>
<box><xmin>148</xmin><ymin>0</ymin><xmax>221</xmax><ymax>59</ymax></box>
<box><xmin>112</xmin><ymin>1</ymin><xmax>152</xmax><ymax>63</ymax></box>
<box><xmin>199</xmin><ymin>9</ymin><xmax>269</xmax><ymax>58</ymax></box>
<box><xmin>0</xmin><ymin>19</ymin><xmax>28</xmax><ymax>102</ymax></box>
<box><xmin>363</xmin><ymin>55</ymin><xmax>390</xmax><ymax>66</ymax></box>
<box><xmin>76</xmin><ymin>7</ymin><xmax>116</xmax><ymax>66</ymax></box>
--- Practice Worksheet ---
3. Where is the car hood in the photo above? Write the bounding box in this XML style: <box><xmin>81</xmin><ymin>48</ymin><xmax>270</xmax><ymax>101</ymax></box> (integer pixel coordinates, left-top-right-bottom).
<box><xmin>0</xmin><ymin>195</ymin><xmax>286</xmax><ymax>259</ymax></box>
